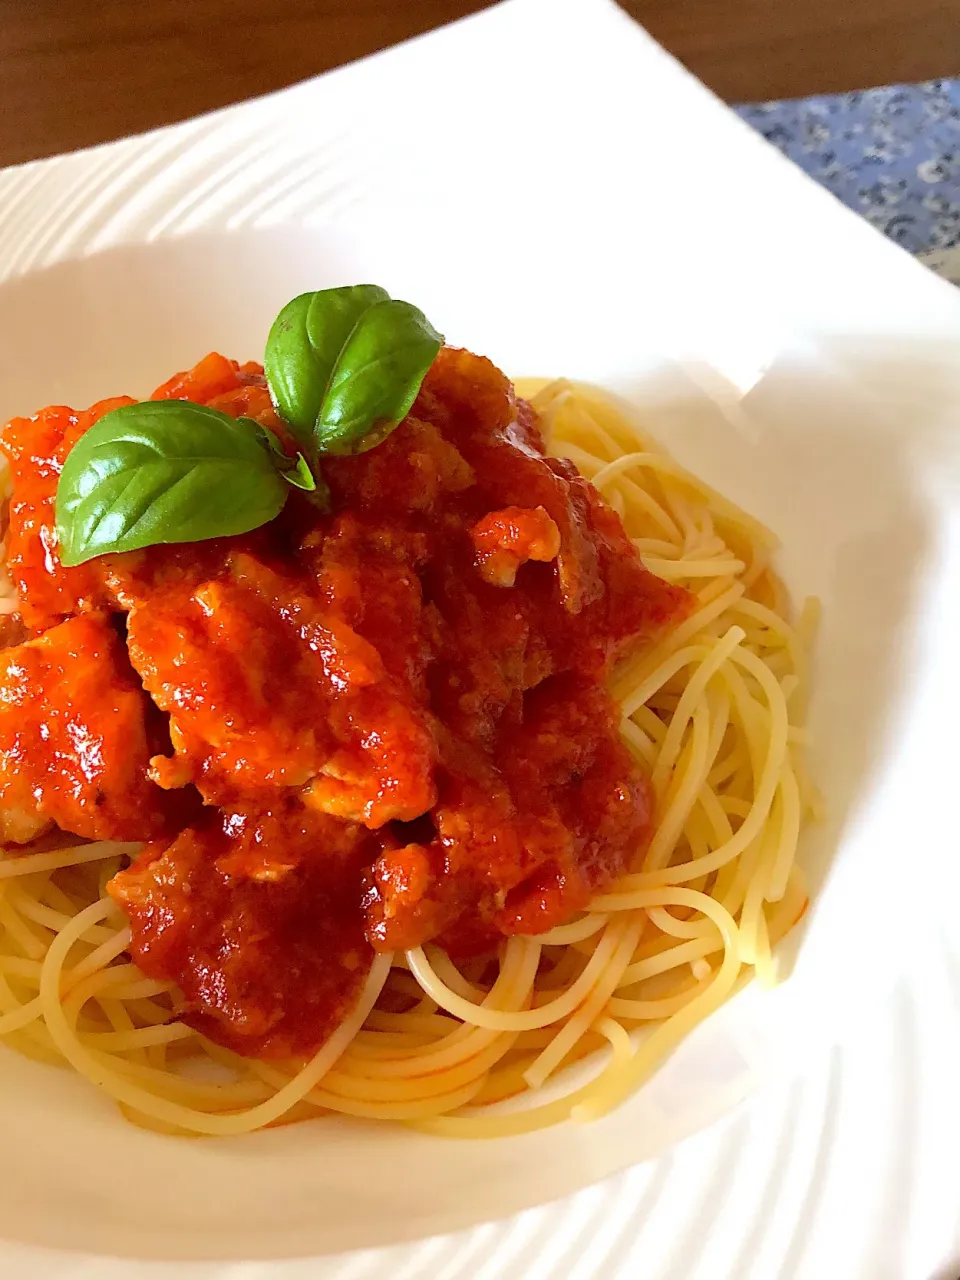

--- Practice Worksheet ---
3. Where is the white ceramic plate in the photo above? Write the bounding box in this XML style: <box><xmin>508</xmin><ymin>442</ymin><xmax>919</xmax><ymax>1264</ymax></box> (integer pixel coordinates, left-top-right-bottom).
<box><xmin>1</xmin><ymin>0</ymin><xmax>959</xmax><ymax>1275</ymax></box>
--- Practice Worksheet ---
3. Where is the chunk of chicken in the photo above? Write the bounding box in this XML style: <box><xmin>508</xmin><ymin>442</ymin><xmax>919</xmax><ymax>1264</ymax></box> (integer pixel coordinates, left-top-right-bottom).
<box><xmin>0</xmin><ymin>356</ymin><xmax>279</xmax><ymax>634</ymax></box>
<box><xmin>109</xmin><ymin>801</ymin><xmax>378</xmax><ymax>1058</ymax></box>
<box><xmin>0</xmin><ymin>613</ymin><xmax>177</xmax><ymax>843</ymax></box>
<box><xmin>0</xmin><ymin>399</ymin><xmax>134</xmax><ymax>631</ymax></box>
<box><xmin>124</xmin><ymin>550</ymin><xmax>437</xmax><ymax>827</ymax></box>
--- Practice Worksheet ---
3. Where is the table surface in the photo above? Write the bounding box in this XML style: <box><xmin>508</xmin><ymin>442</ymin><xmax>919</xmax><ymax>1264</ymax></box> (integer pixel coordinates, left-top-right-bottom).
<box><xmin>2</xmin><ymin>0</ymin><xmax>960</xmax><ymax>169</ymax></box>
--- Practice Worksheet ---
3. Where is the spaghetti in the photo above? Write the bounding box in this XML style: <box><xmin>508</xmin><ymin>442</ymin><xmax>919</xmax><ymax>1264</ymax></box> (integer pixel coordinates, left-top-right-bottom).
<box><xmin>0</xmin><ymin>378</ymin><xmax>817</xmax><ymax>1137</ymax></box>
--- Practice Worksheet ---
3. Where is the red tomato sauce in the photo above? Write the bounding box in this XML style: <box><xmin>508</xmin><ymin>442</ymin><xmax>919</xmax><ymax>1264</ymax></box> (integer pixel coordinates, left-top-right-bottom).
<box><xmin>0</xmin><ymin>348</ymin><xmax>691</xmax><ymax>1058</ymax></box>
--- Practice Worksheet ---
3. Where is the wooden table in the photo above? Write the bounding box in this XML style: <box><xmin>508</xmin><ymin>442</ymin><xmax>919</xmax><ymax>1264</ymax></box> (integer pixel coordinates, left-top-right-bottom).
<box><xmin>2</xmin><ymin>0</ymin><xmax>959</xmax><ymax>169</ymax></box>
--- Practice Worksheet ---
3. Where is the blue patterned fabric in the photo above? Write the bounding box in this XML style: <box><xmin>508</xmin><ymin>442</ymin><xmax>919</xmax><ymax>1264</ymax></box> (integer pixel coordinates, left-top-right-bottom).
<box><xmin>736</xmin><ymin>80</ymin><xmax>960</xmax><ymax>255</ymax></box>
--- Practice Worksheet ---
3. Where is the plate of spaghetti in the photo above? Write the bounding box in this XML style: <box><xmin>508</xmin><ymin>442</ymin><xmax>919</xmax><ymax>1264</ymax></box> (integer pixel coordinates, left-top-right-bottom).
<box><xmin>1</xmin><ymin>0</ymin><xmax>959</xmax><ymax>1275</ymax></box>
<box><xmin>0</xmin><ymin>294</ymin><xmax>817</xmax><ymax>1139</ymax></box>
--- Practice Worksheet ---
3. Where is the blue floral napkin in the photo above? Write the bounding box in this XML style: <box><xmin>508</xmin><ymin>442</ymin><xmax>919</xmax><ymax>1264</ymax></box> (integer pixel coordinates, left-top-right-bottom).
<box><xmin>736</xmin><ymin>80</ymin><xmax>960</xmax><ymax>274</ymax></box>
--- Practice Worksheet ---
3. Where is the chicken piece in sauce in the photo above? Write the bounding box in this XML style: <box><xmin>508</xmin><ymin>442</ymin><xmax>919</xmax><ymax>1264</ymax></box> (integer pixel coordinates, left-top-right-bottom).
<box><xmin>0</xmin><ymin>612</ymin><xmax>177</xmax><ymax>843</ymax></box>
<box><xmin>0</xmin><ymin>354</ymin><xmax>278</xmax><ymax>635</ymax></box>
<box><xmin>110</xmin><ymin>800</ymin><xmax>379</xmax><ymax>1058</ymax></box>
<box><xmin>1</xmin><ymin>397</ymin><xmax>136</xmax><ymax>632</ymax></box>
<box><xmin>124</xmin><ymin>549</ymin><xmax>438</xmax><ymax>827</ymax></box>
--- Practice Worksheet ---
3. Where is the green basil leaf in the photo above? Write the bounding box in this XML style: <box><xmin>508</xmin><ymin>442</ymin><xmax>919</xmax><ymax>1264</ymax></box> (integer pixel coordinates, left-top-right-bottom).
<box><xmin>315</xmin><ymin>298</ymin><xmax>444</xmax><ymax>456</ymax></box>
<box><xmin>257</xmin><ymin>423</ymin><xmax>317</xmax><ymax>491</ymax></box>
<box><xmin>263</xmin><ymin>285</ymin><xmax>444</xmax><ymax>457</ymax></box>
<box><xmin>280</xmin><ymin>452</ymin><xmax>318</xmax><ymax>492</ymax></box>
<box><xmin>56</xmin><ymin>401</ymin><xmax>290</xmax><ymax>566</ymax></box>
<box><xmin>264</xmin><ymin>285</ymin><xmax>390</xmax><ymax>447</ymax></box>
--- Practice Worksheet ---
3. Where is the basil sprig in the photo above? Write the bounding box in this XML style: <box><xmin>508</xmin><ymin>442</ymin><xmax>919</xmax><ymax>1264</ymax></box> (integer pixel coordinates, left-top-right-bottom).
<box><xmin>54</xmin><ymin>285</ymin><xmax>443</xmax><ymax>564</ymax></box>
<box><xmin>265</xmin><ymin>286</ymin><xmax>443</xmax><ymax>456</ymax></box>
<box><xmin>57</xmin><ymin>402</ymin><xmax>314</xmax><ymax>567</ymax></box>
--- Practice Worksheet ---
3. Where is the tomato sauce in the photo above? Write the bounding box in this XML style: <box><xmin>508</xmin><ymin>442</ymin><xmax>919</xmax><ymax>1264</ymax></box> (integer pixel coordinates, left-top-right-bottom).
<box><xmin>0</xmin><ymin>612</ymin><xmax>179</xmax><ymax>844</ymax></box>
<box><xmin>0</xmin><ymin>348</ymin><xmax>691</xmax><ymax>1057</ymax></box>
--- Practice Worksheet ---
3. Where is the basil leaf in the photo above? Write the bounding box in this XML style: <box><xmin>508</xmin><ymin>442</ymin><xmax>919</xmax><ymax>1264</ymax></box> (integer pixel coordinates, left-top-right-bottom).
<box><xmin>263</xmin><ymin>285</ymin><xmax>443</xmax><ymax>457</ymax></box>
<box><xmin>258</xmin><ymin>424</ymin><xmax>317</xmax><ymax>491</ymax></box>
<box><xmin>316</xmin><ymin>298</ymin><xmax>443</xmax><ymax>455</ymax></box>
<box><xmin>280</xmin><ymin>452</ymin><xmax>318</xmax><ymax>492</ymax></box>
<box><xmin>264</xmin><ymin>285</ymin><xmax>389</xmax><ymax>447</ymax></box>
<box><xmin>56</xmin><ymin>401</ymin><xmax>290</xmax><ymax>566</ymax></box>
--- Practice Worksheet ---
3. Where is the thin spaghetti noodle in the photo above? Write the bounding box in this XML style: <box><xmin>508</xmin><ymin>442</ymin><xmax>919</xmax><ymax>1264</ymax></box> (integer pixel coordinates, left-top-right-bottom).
<box><xmin>0</xmin><ymin>379</ymin><xmax>817</xmax><ymax>1136</ymax></box>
